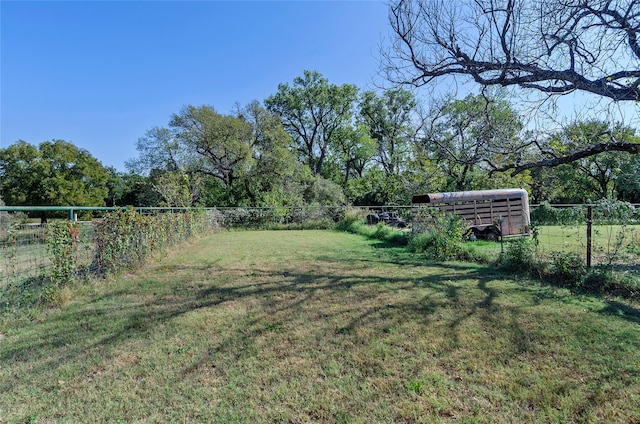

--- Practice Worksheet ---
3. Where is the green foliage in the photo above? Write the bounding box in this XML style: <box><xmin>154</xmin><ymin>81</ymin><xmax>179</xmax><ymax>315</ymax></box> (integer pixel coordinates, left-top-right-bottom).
<box><xmin>359</xmin><ymin>88</ymin><xmax>416</xmax><ymax>178</ymax></box>
<box><xmin>335</xmin><ymin>208</ymin><xmax>366</xmax><ymax>232</ymax></box>
<box><xmin>502</xmin><ymin>237</ymin><xmax>536</xmax><ymax>271</ymax></box>
<box><xmin>582</xmin><ymin>268</ymin><xmax>640</xmax><ymax>297</ymax></box>
<box><xmin>153</xmin><ymin>172</ymin><xmax>202</xmax><ymax>207</ymax></box>
<box><xmin>530</xmin><ymin>202</ymin><xmax>585</xmax><ymax>225</ymax></box>
<box><xmin>550</xmin><ymin>252</ymin><xmax>586</xmax><ymax>286</ymax></box>
<box><xmin>266</xmin><ymin>70</ymin><xmax>359</xmax><ymax>177</ymax></box>
<box><xmin>424</xmin><ymin>92</ymin><xmax>524</xmax><ymax>191</ymax></box>
<box><xmin>336</xmin><ymin>210</ymin><xmax>408</xmax><ymax>245</ymax></box>
<box><xmin>47</xmin><ymin>221</ymin><xmax>80</xmax><ymax>285</ymax></box>
<box><xmin>303</xmin><ymin>176</ymin><xmax>348</xmax><ymax>206</ymax></box>
<box><xmin>0</xmin><ymin>140</ymin><xmax>109</xmax><ymax>216</ymax></box>
<box><xmin>92</xmin><ymin>208</ymin><xmax>204</xmax><ymax>276</ymax></box>
<box><xmin>592</xmin><ymin>198</ymin><xmax>637</xmax><ymax>224</ymax></box>
<box><xmin>459</xmin><ymin>241</ymin><xmax>495</xmax><ymax>263</ymax></box>
<box><xmin>410</xmin><ymin>208</ymin><xmax>467</xmax><ymax>260</ymax></box>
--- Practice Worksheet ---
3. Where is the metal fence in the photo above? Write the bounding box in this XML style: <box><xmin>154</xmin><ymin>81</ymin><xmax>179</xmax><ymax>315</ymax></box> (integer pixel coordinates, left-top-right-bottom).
<box><xmin>529</xmin><ymin>203</ymin><xmax>640</xmax><ymax>270</ymax></box>
<box><xmin>1</xmin><ymin>203</ymin><xmax>638</xmax><ymax>295</ymax></box>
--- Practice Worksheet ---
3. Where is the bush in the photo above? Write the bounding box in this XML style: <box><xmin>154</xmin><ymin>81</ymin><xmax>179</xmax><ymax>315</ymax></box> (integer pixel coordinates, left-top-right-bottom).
<box><xmin>335</xmin><ymin>208</ymin><xmax>366</xmax><ymax>233</ymax></box>
<box><xmin>582</xmin><ymin>267</ymin><xmax>640</xmax><ymax>297</ymax></box>
<box><xmin>550</xmin><ymin>251</ymin><xmax>586</xmax><ymax>286</ymax></box>
<box><xmin>409</xmin><ymin>208</ymin><xmax>467</xmax><ymax>261</ymax></box>
<box><xmin>592</xmin><ymin>198</ymin><xmax>637</xmax><ymax>225</ymax></box>
<box><xmin>502</xmin><ymin>237</ymin><xmax>536</xmax><ymax>271</ymax></box>
<box><xmin>459</xmin><ymin>242</ymin><xmax>494</xmax><ymax>263</ymax></box>
<box><xmin>530</xmin><ymin>202</ymin><xmax>584</xmax><ymax>225</ymax></box>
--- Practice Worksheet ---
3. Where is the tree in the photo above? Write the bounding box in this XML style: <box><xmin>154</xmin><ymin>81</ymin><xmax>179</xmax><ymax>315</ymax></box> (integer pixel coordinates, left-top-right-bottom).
<box><xmin>0</xmin><ymin>140</ymin><xmax>109</xmax><ymax>220</ymax></box>
<box><xmin>152</xmin><ymin>171</ymin><xmax>202</xmax><ymax>207</ymax></box>
<box><xmin>265</xmin><ymin>70</ymin><xmax>359</xmax><ymax>177</ymax></box>
<box><xmin>553</xmin><ymin>121</ymin><xmax>637</xmax><ymax>199</ymax></box>
<box><xmin>385</xmin><ymin>0</ymin><xmax>640</xmax><ymax>171</ymax></box>
<box><xmin>359</xmin><ymin>88</ymin><xmax>417</xmax><ymax>178</ymax></box>
<box><xmin>127</xmin><ymin>102</ymin><xmax>309</xmax><ymax>207</ymax></box>
<box><xmin>106</xmin><ymin>170</ymin><xmax>162</xmax><ymax>207</ymax></box>
<box><xmin>527</xmin><ymin>121</ymin><xmax>639</xmax><ymax>202</ymax></box>
<box><xmin>418</xmin><ymin>92</ymin><xmax>526</xmax><ymax>191</ymax></box>
<box><xmin>125</xmin><ymin>126</ymin><xmax>189</xmax><ymax>175</ymax></box>
<box><xmin>235</xmin><ymin>101</ymin><xmax>304</xmax><ymax>206</ymax></box>
<box><xmin>614</xmin><ymin>154</ymin><xmax>640</xmax><ymax>202</ymax></box>
<box><xmin>170</xmin><ymin>105</ymin><xmax>254</xmax><ymax>188</ymax></box>
<box><xmin>327</xmin><ymin>122</ymin><xmax>377</xmax><ymax>187</ymax></box>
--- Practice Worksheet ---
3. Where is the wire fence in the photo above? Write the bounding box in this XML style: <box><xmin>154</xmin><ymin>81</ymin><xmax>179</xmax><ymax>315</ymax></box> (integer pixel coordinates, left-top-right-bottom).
<box><xmin>1</xmin><ymin>203</ymin><xmax>638</xmax><ymax>303</ymax></box>
<box><xmin>529</xmin><ymin>202</ymin><xmax>640</xmax><ymax>270</ymax></box>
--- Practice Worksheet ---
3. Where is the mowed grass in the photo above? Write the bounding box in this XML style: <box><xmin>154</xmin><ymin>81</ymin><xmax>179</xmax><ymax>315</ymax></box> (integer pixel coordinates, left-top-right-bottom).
<box><xmin>1</xmin><ymin>230</ymin><xmax>639</xmax><ymax>423</ymax></box>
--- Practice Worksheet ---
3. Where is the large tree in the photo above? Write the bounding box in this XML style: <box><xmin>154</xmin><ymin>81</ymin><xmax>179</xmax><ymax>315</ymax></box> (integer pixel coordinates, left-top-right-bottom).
<box><xmin>527</xmin><ymin>120</ymin><xmax>639</xmax><ymax>201</ymax></box>
<box><xmin>419</xmin><ymin>92</ymin><xmax>527</xmax><ymax>190</ymax></box>
<box><xmin>169</xmin><ymin>105</ymin><xmax>254</xmax><ymax>188</ymax></box>
<box><xmin>235</xmin><ymin>100</ymin><xmax>305</xmax><ymax>206</ymax></box>
<box><xmin>385</xmin><ymin>0</ymin><xmax>640</xmax><ymax>172</ymax></box>
<box><xmin>359</xmin><ymin>88</ymin><xmax>417</xmax><ymax>177</ymax></box>
<box><xmin>0</xmin><ymin>140</ymin><xmax>109</xmax><ymax>219</ymax></box>
<box><xmin>265</xmin><ymin>70</ymin><xmax>358</xmax><ymax>177</ymax></box>
<box><xmin>127</xmin><ymin>103</ymin><xmax>309</xmax><ymax>207</ymax></box>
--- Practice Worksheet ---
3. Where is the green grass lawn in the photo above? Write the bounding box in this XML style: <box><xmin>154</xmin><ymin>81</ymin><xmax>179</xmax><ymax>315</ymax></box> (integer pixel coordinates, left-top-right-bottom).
<box><xmin>1</xmin><ymin>230</ymin><xmax>639</xmax><ymax>423</ymax></box>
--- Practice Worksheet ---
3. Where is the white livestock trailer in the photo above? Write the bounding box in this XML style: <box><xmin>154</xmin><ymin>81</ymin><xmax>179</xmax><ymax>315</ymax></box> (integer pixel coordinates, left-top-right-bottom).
<box><xmin>411</xmin><ymin>188</ymin><xmax>531</xmax><ymax>240</ymax></box>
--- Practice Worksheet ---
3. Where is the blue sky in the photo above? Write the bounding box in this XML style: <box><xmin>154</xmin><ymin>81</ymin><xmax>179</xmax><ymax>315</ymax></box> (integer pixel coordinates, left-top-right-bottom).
<box><xmin>1</xmin><ymin>0</ymin><xmax>391</xmax><ymax>171</ymax></box>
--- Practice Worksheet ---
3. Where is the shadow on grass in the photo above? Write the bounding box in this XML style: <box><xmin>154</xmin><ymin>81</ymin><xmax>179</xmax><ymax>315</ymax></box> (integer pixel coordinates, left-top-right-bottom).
<box><xmin>599</xmin><ymin>299</ymin><xmax>640</xmax><ymax>324</ymax></box>
<box><xmin>2</xmin><ymin>232</ymin><xmax>638</xmax><ymax>401</ymax></box>
<box><xmin>0</xmin><ymin>253</ymin><xmax>509</xmax><ymax>386</ymax></box>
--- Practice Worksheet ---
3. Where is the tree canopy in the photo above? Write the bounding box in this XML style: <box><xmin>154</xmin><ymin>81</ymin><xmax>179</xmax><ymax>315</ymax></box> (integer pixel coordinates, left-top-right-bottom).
<box><xmin>266</xmin><ymin>70</ymin><xmax>359</xmax><ymax>177</ymax></box>
<box><xmin>0</xmin><ymin>140</ymin><xmax>109</xmax><ymax>215</ymax></box>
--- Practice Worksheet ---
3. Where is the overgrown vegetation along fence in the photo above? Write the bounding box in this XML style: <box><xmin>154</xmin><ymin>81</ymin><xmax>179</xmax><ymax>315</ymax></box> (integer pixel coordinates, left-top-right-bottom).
<box><xmin>0</xmin><ymin>207</ymin><xmax>225</xmax><ymax>308</ymax></box>
<box><xmin>528</xmin><ymin>200</ymin><xmax>640</xmax><ymax>269</ymax></box>
<box><xmin>1</xmin><ymin>202</ymin><xmax>639</xmax><ymax>307</ymax></box>
<box><xmin>0</xmin><ymin>206</ymin><xmax>377</xmax><ymax>305</ymax></box>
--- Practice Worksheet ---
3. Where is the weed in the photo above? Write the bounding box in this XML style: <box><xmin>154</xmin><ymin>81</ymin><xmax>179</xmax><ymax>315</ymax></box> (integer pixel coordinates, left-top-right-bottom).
<box><xmin>551</xmin><ymin>252</ymin><xmax>586</xmax><ymax>287</ymax></box>
<box><xmin>409</xmin><ymin>208</ymin><xmax>467</xmax><ymax>260</ymax></box>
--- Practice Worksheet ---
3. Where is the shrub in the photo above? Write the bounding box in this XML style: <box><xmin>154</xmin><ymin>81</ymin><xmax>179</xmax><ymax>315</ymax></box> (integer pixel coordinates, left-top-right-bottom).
<box><xmin>550</xmin><ymin>251</ymin><xmax>586</xmax><ymax>287</ymax></box>
<box><xmin>459</xmin><ymin>242</ymin><xmax>494</xmax><ymax>263</ymax></box>
<box><xmin>335</xmin><ymin>208</ymin><xmax>366</xmax><ymax>233</ymax></box>
<box><xmin>582</xmin><ymin>267</ymin><xmax>640</xmax><ymax>297</ymax></box>
<box><xmin>592</xmin><ymin>198</ymin><xmax>637</xmax><ymax>225</ymax></box>
<box><xmin>409</xmin><ymin>208</ymin><xmax>467</xmax><ymax>261</ymax></box>
<box><xmin>530</xmin><ymin>202</ymin><xmax>585</xmax><ymax>225</ymax></box>
<box><xmin>502</xmin><ymin>237</ymin><xmax>536</xmax><ymax>271</ymax></box>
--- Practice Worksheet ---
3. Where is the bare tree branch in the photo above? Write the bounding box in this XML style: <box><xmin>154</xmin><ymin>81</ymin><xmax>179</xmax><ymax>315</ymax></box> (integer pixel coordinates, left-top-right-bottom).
<box><xmin>489</xmin><ymin>140</ymin><xmax>640</xmax><ymax>175</ymax></box>
<box><xmin>385</xmin><ymin>0</ymin><xmax>640</xmax><ymax>101</ymax></box>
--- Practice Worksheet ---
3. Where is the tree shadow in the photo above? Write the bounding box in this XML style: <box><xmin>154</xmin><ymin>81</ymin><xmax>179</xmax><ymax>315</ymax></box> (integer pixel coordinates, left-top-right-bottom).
<box><xmin>2</xmin><ymin>233</ymin><xmax>638</xmax><ymax>400</ymax></box>
<box><xmin>598</xmin><ymin>299</ymin><xmax>640</xmax><ymax>324</ymax></box>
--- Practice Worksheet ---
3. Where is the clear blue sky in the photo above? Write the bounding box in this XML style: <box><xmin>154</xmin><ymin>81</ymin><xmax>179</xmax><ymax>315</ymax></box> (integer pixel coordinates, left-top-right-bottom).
<box><xmin>1</xmin><ymin>0</ymin><xmax>391</xmax><ymax>171</ymax></box>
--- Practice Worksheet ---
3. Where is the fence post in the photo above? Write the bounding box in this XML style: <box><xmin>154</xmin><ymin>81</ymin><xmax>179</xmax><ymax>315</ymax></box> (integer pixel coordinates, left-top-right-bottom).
<box><xmin>586</xmin><ymin>205</ymin><xmax>593</xmax><ymax>268</ymax></box>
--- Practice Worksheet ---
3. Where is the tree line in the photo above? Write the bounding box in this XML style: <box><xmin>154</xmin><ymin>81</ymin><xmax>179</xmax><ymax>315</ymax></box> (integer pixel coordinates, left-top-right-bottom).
<box><xmin>3</xmin><ymin>1</ymin><xmax>640</xmax><ymax>211</ymax></box>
